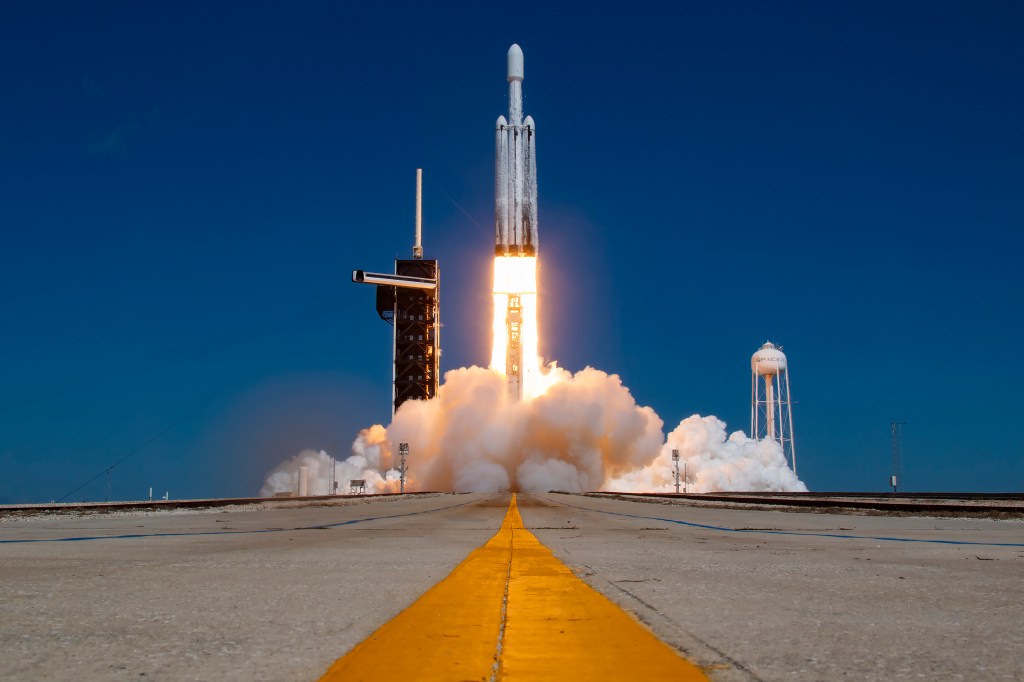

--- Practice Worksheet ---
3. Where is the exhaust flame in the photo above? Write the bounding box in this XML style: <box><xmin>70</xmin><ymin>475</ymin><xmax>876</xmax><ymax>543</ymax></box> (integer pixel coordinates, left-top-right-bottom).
<box><xmin>490</xmin><ymin>256</ymin><xmax>556</xmax><ymax>400</ymax></box>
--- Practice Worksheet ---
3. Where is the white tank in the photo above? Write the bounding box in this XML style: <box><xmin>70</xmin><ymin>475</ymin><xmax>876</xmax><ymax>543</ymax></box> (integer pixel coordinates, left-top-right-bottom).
<box><xmin>751</xmin><ymin>341</ymin><xmax>787</xmax><ymax>376</ymax></box>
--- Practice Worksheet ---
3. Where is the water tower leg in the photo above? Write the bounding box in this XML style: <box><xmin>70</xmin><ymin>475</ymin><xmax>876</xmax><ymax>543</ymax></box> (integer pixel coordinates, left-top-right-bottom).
<box><xmin>785</xmin><ymin>369</ymin><xmax>796</xmax><ymax>474</ymax></box>
<box><xmin>751</xmin><ymin>372</ymin><xmax>757</xmax><ymax>439</ymax></box>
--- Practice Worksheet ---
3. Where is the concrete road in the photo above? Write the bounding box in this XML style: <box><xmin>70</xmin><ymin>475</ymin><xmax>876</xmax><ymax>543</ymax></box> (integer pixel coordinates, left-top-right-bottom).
<box><xmin>520</xmin><ymin>493</ymin><xmax>1024</xmax><ymax>681</ymax></box>
<box><xmin>0</xmin><ymin>494</ymin><xmax>507</xmax><ymax>681</ymax></box>
<box><xmin>2</xmin><ymin>492</ymin><xmax>1022</xmax><ymax>680</ymax></box>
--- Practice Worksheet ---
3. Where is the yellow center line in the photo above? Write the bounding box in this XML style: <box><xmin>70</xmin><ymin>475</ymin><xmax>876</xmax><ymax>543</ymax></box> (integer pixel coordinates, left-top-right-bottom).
<box><xmin>320</xmin><ymin>495</ymin><xmax>708</xmax><ymax>681</ymax></box>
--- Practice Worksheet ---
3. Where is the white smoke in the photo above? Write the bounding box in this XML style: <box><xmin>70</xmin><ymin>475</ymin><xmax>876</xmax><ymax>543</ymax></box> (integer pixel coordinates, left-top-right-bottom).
<box><xmin>260</xmin><ymin>365</ymin><xmax>807</xmax><ymax>495</ymax></box>
<box><xmin>608</xmin><ymin>415</ymin><xmax>807</xmax><ymax>493</ymax></box>
<box><xmin>258</xmin><ymin>445</ymin><xmax>402</xmax><ymax>497</ymax></box>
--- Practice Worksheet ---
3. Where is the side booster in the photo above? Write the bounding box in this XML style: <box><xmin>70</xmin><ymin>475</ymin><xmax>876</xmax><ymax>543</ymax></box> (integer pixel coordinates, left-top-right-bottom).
<box><xmin>495</xmin><ymin>44</ymin><xmax>537</xmax><ymax>256</ymax></box>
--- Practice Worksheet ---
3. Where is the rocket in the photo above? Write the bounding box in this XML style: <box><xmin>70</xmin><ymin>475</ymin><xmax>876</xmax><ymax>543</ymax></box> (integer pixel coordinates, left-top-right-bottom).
<box><xmin>495</xmin><ymin>44</ymin><xmax>537</xmax><ymax>257</ymax></box>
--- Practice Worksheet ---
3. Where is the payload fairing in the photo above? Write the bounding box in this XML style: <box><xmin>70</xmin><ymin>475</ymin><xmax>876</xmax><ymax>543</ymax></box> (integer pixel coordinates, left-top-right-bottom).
<box><xmin>495</xmin><ymin>44</ymin><xmax>537</xmax><ymax>256</ymax></box>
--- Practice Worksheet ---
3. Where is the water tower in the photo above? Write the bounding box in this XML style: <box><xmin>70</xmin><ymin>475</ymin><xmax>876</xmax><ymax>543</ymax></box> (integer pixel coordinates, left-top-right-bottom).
<box><xmin>751</xmin><ymin>341</ymin><xmax>797</xmax><ymax>474</ymax></box>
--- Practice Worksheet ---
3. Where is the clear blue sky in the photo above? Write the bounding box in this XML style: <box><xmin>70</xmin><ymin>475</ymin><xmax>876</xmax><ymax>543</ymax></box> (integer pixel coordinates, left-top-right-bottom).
<box><xmin>2</xmin><ymin>1</ymin><xmax>1022</xmax><ymax>503</ymax></box>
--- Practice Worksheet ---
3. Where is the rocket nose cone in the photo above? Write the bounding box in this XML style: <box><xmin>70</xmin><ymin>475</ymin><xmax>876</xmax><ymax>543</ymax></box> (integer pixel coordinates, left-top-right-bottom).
<box><xmin>507</xmin><ymin>43</ymin><xmax>524</xmax><ymax>82</ymax></box>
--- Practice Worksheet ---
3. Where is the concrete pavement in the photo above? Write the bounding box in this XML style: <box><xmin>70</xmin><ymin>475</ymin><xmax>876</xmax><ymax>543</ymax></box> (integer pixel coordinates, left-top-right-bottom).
<box><xmin>2</xmin><ymin>492</ymin><xmax>1022</xmax><ymax>680</ymax></box>
<box><xmin>0</xmin><ymin>494</ymin><xmax>506</xmax><ymax>681</ymax></box>
<box><xmin>520</xmin><ymin>493</ymin><xmax>1024</xmax><ymax>681</ymax></box>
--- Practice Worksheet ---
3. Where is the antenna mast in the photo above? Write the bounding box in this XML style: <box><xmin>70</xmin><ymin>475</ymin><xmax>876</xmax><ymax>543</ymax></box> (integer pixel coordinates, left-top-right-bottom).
<box><xmin>890</xmin><ymin>421</ymin><xmax>906</xmax><ymax>493</ymax></box>
<box><xmin>413</xmin><ymin>169</ymin><xmax>423</xmax><ymax>259</ymax></box>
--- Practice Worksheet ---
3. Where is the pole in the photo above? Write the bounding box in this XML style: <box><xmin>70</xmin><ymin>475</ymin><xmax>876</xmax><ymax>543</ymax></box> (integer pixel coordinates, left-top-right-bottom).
<box><xmin>891</xmin><ymin>421</ymin><xmax>906</xmax><ymax>493</ymax></box>
<box><xmin>785</xmin><ymin>368</ymin><xmax>797</xmax><ymax>475</ymax></box>
<box><xmin>399</xmin><ymin>443</ymin><xmax>409</xmax><ymax>494</ymax></box>
<box><xmin>672</xmin><ymin>449</ymin><xmax>680</xmax><ymax>494</ymax></box>
<box><xmin>330</xmin><ymin>452</ymin><xmax>337</xmax><ymax>496</ymax></box>
<box><xmin>751</xmin><ymin>371</ymin><xmax>757</xmax><ymax>442</ymax></box>
<box><xmin>684</xmin><ymin>461</ymin><xmax>688</xmax><ymax>494</ymax></box>
<box><xmin>413</xmin><ymin>169</ymin><xmax>423</xmax><ymax>259</ymax></box>
<box><xmin>391</xmin><ymin>287</ymin><xmax>397</xmax><ymax>419</ymax></box>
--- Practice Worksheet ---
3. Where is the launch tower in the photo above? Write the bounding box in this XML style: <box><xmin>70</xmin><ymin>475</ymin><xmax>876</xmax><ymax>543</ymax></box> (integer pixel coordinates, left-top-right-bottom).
<box><xmin>353</xmin><ymin>170</ymin><xmax>440</xmax><ymax>415</ymax></box>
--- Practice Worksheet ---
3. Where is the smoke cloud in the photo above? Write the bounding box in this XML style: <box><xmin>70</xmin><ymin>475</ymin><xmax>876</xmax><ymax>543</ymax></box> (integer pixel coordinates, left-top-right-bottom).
<box><xmin>260</xmin><ymin>365</ymin><xmax>806</xmax><ymax>496</ymax></box>
<box><xmin>259</xmin><ymin>435</ymin><xmax>402</xmax><ymax>497</ymax></box>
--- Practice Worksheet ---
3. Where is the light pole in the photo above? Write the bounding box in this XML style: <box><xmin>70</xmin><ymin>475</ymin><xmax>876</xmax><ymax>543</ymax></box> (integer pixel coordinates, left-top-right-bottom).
<box><xmin>330</xmin><ymin>451</ymin><xmax>337</xmax><ymax>496</ymax></box>
<box><xmin>672</xmin><ymin>449</ymin><xmax>680</xmax><ymax>494</ymax></box>
<box><xmin>399</xmin><ymin>443</ymin><xmax>409</xmax><ymax>494</ymax></box>
<box><xmin>890</xmin><ymin>421</ymin><xmax>906</xmax><ymax>493</ymax></box>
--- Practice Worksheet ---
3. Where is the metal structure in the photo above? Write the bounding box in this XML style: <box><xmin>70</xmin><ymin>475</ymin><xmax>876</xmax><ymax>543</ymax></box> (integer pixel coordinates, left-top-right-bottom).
<box><xmin>353</xmin><ymin>169</ymin><xmax>440</xmax><ymax>416</ymax></box>
<box><xmin>891</xmin><ymin>421</ymin><xmax>906</xmax><ymax>493</ymax></box>
<box><xmin>672</xmin><ymin>449</ymin><xmax>681</xmax><ymax>494</ymax></box>
<box><xmin>330</xmin><ymin>454</ymin><xmax>337</xmax><ymax>496</ymax></box>
<box><xmin>506</xmin><ymin>294</ymin><xmax>523</xmax><ymax>391</ymax></box>
<box><xmin>751</xmin><ymin>341</ymin><xmax>797</xmax><ymax>474</ymax></box>
<box><xmin>398</xmin><ymin>442</ymin><xmax>409</xmax><ymax>494</ymax></box>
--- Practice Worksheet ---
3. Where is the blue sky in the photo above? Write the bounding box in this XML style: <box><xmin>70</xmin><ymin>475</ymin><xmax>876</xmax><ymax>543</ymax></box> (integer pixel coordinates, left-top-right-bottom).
<box><xmin>1</xmin><ymin>2</ymin><xmax>1022</xmax><ymax>502</ymax></box>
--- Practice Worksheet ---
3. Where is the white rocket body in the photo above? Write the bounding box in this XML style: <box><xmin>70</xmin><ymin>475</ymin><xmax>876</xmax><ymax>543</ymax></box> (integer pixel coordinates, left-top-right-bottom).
<box><xmin>495</xmin><ymin>44</ymin><xmax>537</xmax><ymax>256</ymax></box>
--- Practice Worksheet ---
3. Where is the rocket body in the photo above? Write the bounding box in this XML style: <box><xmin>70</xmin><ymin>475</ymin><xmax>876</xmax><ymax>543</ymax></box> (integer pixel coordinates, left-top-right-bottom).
<box><xmin>495</xmin><ymin>44</ymin><xmax>537</xmax><ymax>256</ymax></box>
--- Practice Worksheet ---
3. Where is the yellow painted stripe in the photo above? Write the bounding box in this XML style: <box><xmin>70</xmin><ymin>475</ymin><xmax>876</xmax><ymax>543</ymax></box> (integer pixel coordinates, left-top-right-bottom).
<box><xmin>319</xmin><ymin>502</ymin><xmax>513</xmax><ymax>681</ymax></box>
<box><xmin>320</xmin><ymin>495</ymin><xmax>708</xmax><ymax>681</ymax></box>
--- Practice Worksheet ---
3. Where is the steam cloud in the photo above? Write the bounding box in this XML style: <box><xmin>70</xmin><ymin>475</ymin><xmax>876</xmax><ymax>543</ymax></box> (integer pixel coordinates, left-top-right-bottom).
<box><xmin>260</xmin><ymin>365</ymin><xmax>807</xmax><ymax>496</ymax></box>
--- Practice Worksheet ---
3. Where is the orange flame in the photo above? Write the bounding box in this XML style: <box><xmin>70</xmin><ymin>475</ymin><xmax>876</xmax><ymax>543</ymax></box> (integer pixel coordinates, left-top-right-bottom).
<box><xmin>490</xmin><ymin>256</ymin><xmax>555</xmax><ymax>400</ymax></box>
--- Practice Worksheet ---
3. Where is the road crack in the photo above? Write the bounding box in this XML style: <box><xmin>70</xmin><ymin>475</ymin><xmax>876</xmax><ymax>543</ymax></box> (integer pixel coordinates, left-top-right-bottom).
<box><xmin>489</xmin><ymin>518</ymin><xmax>515</xmax><ymax>682</ymax></box>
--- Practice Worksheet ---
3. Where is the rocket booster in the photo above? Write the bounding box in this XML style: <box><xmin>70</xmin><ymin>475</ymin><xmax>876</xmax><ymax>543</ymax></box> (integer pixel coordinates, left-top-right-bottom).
<box><xmin>495</xmin><ymin>44</ymin><xmax>537</xmax><ymax>257</ymax></box>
